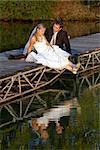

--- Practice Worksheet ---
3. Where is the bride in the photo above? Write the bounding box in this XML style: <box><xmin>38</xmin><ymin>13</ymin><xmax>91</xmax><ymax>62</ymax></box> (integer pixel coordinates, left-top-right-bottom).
<box><xmin>24</xmin><ymin>23</ymin><xmax>80</xmax><ymax>74</ymax></box>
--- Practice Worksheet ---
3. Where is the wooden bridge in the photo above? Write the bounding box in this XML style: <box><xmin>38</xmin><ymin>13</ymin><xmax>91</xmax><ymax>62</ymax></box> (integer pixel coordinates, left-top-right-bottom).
<box><xmin>0</xmin><ymin>33</ymin><xmax>100</xmax><ymax>105</ymax></box>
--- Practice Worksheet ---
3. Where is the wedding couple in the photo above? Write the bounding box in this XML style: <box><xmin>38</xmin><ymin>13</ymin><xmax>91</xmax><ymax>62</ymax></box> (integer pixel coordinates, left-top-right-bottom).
<box><xmin>24</xmin><ymin>17</ymin><xmax>80</xmax><ymax>74</ymax></box>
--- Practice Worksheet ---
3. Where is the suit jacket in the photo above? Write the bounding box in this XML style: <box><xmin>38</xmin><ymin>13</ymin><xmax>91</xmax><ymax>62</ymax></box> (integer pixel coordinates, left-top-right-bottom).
<box><xmin>45</xmin><ymin>27</ymin><xmax>71</xmax><ymax>54</ymax></box>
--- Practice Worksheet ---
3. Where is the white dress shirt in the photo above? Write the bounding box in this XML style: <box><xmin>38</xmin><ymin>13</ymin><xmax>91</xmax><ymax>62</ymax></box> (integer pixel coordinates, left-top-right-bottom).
<box><xmin>50</xmin><ymin>32</ymin><xmax>58</xmax><ymax>45</ymax></box>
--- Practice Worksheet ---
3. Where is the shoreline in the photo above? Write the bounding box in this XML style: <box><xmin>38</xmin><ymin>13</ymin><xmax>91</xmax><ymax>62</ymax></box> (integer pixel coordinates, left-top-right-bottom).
<box><xmin>0</xmin><ymin>18</ymin><xmax>100</xmax><ymax>23</ymax></box>
<box><xmin>0</xmin><ymin>1</ymin><xmax>99</xmax><ymax>23</ymax></box>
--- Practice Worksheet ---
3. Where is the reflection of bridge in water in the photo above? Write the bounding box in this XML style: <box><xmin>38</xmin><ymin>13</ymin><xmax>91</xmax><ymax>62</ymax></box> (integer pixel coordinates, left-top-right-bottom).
<box><xmin>0</xmin><ymin>68</ymin><xmax>99</xmax><ymax>128</ymax></box>
<box><xmin>78</xmin><ymin>67</ymin><xmax>100</xmax><ymax>94</ymax></box>
<box><xmin>0</xmin><ymin>89</ymin><xmax>71</xmax><ymax>128</ymax></box>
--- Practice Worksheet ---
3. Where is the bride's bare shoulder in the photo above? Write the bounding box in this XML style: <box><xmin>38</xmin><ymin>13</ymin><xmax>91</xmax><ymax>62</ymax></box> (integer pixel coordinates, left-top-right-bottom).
<box><xmin>31</xmin><ymin>36</ymin><xmax>36</xmax><ymax>43</ymax></box>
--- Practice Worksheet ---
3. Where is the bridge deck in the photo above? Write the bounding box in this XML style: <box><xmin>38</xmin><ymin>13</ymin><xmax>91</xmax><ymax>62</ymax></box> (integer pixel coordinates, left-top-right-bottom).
<box><xmin>0</xmin><ymin>33</ymin><xmax>100</xmax><ymax>78</ymax></box>
<box><xmin>0</xmin><ymin>60</ymin><xmax>37</xmax><ymax>78</ymax></box>
<box><xmin>70</xmin><ymin>33</ymin><xmax>100</xmax><ymax>54</ymax></box>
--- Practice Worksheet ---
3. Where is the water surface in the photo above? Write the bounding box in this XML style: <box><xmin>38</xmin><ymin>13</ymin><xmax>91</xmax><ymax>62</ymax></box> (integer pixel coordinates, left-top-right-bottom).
<box><xmin>0</xmin><ymin>21</ymin><xmax>100</xmax><ymax>52</ymax></box>
<box><xmin>0</xmin><ymin>70</ymin><xmax>99</xmax><ymax>150</ymax></box>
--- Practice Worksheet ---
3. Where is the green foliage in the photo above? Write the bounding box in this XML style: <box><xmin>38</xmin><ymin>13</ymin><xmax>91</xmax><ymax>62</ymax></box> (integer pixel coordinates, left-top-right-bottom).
<box><xmin>8</xmin><ymin>124</ymin><xmax>31</xmax><ymax>150</ymax></box>
<box><xmin>0</xmin><ymin>0</ymin><xmax>99</xmax><ymax>22</ymax></box>
<box><xmin>0</xmin><ymin>1</ymin><xmax>54</xmax><ymax>21</ymax></box>
<box><xmin>79</xmin><ymin>88</ymin><xmax>99</xmax><ymax>130</ymax></box>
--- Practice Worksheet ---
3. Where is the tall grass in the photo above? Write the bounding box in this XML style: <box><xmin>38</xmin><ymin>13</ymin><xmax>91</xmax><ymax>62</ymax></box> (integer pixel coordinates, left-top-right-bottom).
<box><xmin>0</xmin><ymin>1</ymin><xmax>99</xmax><ymax>21</ymax></box>
<box><xmin>0</xmin><ymin>1</ymin><xmax>54</xmax><ymax>21</ymax></box>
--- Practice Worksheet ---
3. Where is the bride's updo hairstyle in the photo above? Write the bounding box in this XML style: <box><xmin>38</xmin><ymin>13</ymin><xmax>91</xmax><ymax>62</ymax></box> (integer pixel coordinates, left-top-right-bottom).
<box><xmin>36</xmin><ymin>23</ymin><xmax>45</xmax><ymax>30</ymax></box>
<box><xmin>34</xmin><ymin>23</ymin><xmax>46</xmax><ymax>42</ymax></box>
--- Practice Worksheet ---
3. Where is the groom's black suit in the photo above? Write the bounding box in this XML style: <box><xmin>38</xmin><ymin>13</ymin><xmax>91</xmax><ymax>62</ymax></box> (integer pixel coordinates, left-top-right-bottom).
<box><xmin>45</xmin><ymin>27</ymin><xmax>71</xmax><ymax>54</ymax></box>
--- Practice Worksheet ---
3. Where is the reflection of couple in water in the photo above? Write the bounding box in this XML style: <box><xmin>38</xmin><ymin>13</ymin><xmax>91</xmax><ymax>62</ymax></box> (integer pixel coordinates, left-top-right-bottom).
<box><xmin>24</xmin><ymin>17</ymin><xmax>80</xmax><ymax>74</ymax></box>
<box><xmin>29</xmin><ymin>98</ymin><xmax>80</xmax><ymax>149</ymax></box>
<box><xmin>30</xmin><ymin>118</ymin><xmax>64</xmax><ymax>146</ymax></box>
<box><xmin>29</xmin><ymin>117</ymin><xmax>67</xmax><ymax>150</ymax></box>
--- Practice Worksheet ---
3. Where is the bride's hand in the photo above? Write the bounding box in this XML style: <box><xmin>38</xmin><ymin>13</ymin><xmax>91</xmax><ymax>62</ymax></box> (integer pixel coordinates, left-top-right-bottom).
<box><xmin>44</xmin><ymin>36</ymin><xmax>55</xmax><ymax>51</ymax></box>
<box><xmin>28</xmin><ymin>51</ymin><xmax>31</xmax><ymax>54</ymax></box>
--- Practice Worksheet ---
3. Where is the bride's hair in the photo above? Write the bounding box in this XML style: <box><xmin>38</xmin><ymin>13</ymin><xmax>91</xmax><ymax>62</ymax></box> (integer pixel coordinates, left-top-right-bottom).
<box><xmin>34</xmin><ymin>23</ymin><xmax>46</xmax><ymax>42</ymax></box>
<box><xmin>32</xmin><ymin>23</ymin><xmax>50</xmax><ymax>46</ymax></box>
<box><xmin>36</xmin><ymin>23</ymin><xmax>45</xmax><ymax>30</ymax></box>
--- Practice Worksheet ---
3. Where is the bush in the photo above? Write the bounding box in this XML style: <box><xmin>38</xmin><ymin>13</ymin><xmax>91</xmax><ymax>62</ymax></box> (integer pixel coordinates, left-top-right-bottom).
<box><xmin>0</xmin><ymin>1</ymin><xmax>54</xmax><ymax>21</ymax></box>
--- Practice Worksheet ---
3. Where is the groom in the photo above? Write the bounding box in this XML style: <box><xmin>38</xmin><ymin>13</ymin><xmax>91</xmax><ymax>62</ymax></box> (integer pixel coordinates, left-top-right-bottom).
<box><xmin>45</xmin><ymin>17</ymin><xmax>72</xmax><ymax>54</ymax></box>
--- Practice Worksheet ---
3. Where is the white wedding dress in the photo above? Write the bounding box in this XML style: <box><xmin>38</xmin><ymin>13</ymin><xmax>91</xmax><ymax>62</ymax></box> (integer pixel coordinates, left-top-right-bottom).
<box><xmin>26</xmin><ymin>36</ymin><xmax>71</xmax><ymax>70</ymax></box>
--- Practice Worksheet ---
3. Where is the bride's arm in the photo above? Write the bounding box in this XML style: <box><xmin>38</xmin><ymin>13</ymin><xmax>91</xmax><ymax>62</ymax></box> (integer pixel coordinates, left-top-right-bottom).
<box><xmin>28</xmin><ymin>36</ymin><xmax>36</xmax><ymax>54</ymax></box>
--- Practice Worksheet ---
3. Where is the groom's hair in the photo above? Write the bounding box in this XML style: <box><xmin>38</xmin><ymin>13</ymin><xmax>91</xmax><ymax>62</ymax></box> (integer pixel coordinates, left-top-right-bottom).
<box><xmin>55</xmin><ymin>22</ymin><xmax>63</xmax><ymax>29</ymax></box>
<box><xmin>54</xmin><ymin>16</ymin><xmax>63</xmax><ymax>28</ymax></box>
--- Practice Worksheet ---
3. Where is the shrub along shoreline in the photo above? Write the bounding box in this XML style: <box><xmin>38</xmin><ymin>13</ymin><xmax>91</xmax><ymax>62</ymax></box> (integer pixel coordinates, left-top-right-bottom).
<box><xmin>0</xmin><ymin>1</ymin><xmax>99</xmax><ymax>22</ymax></box>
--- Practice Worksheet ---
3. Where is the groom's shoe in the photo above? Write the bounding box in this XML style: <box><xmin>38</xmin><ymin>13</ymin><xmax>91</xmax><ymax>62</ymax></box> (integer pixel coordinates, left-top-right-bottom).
<box><xmin>68</xmin><ymin>54</ymin><xmax>79</xmax><ymax>64</ymax></box>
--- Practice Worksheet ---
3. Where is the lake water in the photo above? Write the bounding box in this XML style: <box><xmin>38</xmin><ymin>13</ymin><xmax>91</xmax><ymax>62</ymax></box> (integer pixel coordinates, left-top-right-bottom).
<box><xmin>0</xmin><ymin>21</ymin><xmax>100</xmax><ymax>150</ymax></box>
<box><xmin>0</xmin><ymin>21</ymin><xmax>100</xmax><ymax>52</ymax></box>
<box><xmin>0</xmin><ymin>69</ymin><xmax>100</xmax><ymax>150</ymax></box>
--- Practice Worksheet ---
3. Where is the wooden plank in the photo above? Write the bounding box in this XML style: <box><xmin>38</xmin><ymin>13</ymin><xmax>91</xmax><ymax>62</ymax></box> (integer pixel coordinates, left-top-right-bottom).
<box><xmin>0</xmin><ymin>60</ymin><xmax>37</xmax><ymax>78</ymax></box>
<box><xmin>70</xmin><ymin>33</ymin><xmax>100</xmax><ymax>53</ymax></box>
